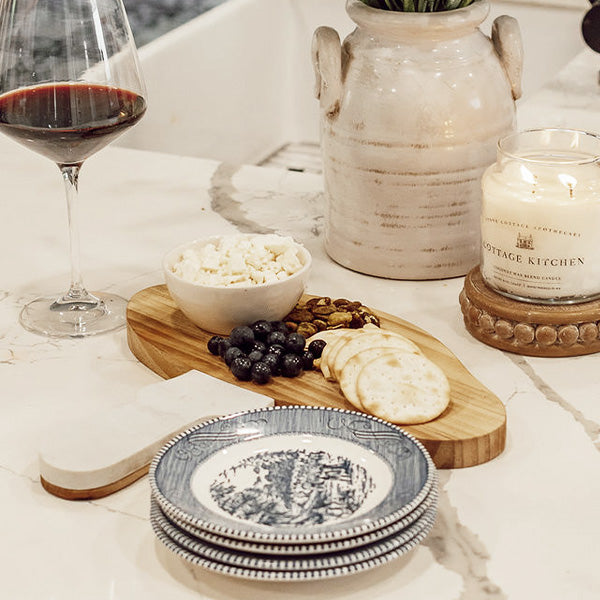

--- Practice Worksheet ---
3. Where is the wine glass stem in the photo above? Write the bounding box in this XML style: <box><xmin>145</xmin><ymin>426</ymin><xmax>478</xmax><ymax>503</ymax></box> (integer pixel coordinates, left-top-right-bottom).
<box><xmin>61</xmin><ymin>164</ymin><xmax>90</xmax><ymax>302</ymax></box>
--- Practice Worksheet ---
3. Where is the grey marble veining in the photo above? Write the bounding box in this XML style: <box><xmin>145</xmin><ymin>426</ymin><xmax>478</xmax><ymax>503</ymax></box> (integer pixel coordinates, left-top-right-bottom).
<box><xmin>124</xmin><ymin>0</ymin><xmax>228</xmax><ymax>46</ymax></box>
<box><xmin>0</xmin><ymin>0</ymin><xmax>228</xmax><ymax>89</ymax></box>
<box><xmin>208</xmin><ymin>163</ymin><xmax>274</xmax><ymax>235</ymax></box>
<box><xmin>507</xmin><ymin>354</ymin><xmax>600</xmax><ymax>451</ymax></box>
<box><xmin>208</xmin><ymin>163</ymin><xmax>326</xmax><ymax>243</ymax></box>
<box><xmin>424</xmin><ymin>471</ymin><xmax>507</xmax><ymax>600</ymax></box>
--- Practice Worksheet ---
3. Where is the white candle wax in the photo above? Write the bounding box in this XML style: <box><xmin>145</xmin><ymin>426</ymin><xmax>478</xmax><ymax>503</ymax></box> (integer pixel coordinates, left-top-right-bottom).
<box><xmin>481</xmin><ymin>151</ymin><xmax>600</xmax><ymax>303</ymax></box>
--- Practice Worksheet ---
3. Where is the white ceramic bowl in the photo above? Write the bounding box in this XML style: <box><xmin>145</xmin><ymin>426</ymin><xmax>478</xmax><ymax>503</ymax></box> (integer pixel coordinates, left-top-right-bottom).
<box><xmin>163</xmin><ymin>234</ymin><xmax>312</xmax><ymax>335</ymax></box>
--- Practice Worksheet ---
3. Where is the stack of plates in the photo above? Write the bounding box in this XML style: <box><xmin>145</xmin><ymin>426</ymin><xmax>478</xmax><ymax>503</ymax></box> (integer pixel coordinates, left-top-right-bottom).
<box><xmin>149</xmin><ymin>405</ymin><xmax>438</xmax><ymax>581</ymax></box>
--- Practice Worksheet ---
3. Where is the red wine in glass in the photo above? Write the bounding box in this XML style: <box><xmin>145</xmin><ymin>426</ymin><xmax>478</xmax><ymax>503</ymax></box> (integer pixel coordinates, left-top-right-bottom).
<box><xmin>0</xmin><ymin>0</ymin><xmax>147</xmax><ymax>337</ymax></box>
<box><xmin>0</xmin><ymin>83</ymin><xmax>146</xmax><ymax>165</ymax></box>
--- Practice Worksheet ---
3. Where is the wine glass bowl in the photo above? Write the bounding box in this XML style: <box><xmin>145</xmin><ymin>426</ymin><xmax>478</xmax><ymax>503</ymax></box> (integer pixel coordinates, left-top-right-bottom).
<box><xmin>0</xmin><ymin>83</ymin><xmax>146</xmax><ymax>166</ymax></box>
<box><xmin>0</xmin><ymin>0</ymin><xmax>146</xmax><ymax>337</ymax></box>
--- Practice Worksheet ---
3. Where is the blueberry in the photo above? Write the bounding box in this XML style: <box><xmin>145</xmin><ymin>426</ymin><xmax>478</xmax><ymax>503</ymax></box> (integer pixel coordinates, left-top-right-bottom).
<box><xmin>251</xmin><ymin>320</ymin><xmax>273</xmax><ymax>341</ymax></box>
<box><xmin>262</xmin><ymin>353</ymin><xmax>281</xmax><ymax>375</ymax></box>
<box><xmin>207</xmin><ymin>335</ymin><xmax>224</xmax><ymax>355</ymax></box>
<box><xmin>224</xmin><ymin>346</ymin><xmax>245</xmax><ymax>366</ymax></box>
<box><xmin>308</xmin><ymin>339</ymin><xmax>326</xmax><ymax>359</ymax></box>
<box><xmin>247</xmin><ymin>350</ymin><xmax>264</xmax><ymax>363</ymax></box>
<box><xmin>251</xmin><ymin>361</ymin><xmax>272</xmax><ymax>384</ymax></box>
<box><xmin>230</xmin><ymin>356</ymin><xmax>252</xmax><ymax>381</ymax></box>
<box><xmin>280</xmin><ymin>353</ymin><xmax>303</xmax><ymax>378</ymax></box>
<box><xmin>301</xmin><ymin>350</ymin><xmax>315</xmax><ymax>370</ymax></box>
<box><xmin>270</xmin><ymin>321</ymin><xmax>289</xmax><ymax>334</ymax></box>
<box><xmin>248</xmin><ymin>340</ymin><xmax>267</xmax><ymax>354</ymax></box>
<box><xmin>218</xmin><ymin>338</ymin><xmax>233</xmax><ymax>358</ymax></box>
<box><xmin>285</xmin><ymin>332</ymin><xmax>306</xmax><ymax>355</ymax></box>
<box><xmin>266</xmin><ymin>331</ymin><xmax>287</xmax><ymax>346</ymax></box>
<box><xmin>229</xmin><ymin>326</ymin><xmax>254</xmax><ymax>348</ymax></box>
<box><xmin>266</xmin><ymin>343</ymin><xmax>285</xmax><ymax>357</ymax></box>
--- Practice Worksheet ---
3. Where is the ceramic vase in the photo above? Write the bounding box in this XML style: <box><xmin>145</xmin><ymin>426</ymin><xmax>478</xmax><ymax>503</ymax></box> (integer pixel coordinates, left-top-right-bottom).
<box><xmin>312</xmin><ymin>0</ymin><xmax>523</xmax><ymax>280</ymax></box>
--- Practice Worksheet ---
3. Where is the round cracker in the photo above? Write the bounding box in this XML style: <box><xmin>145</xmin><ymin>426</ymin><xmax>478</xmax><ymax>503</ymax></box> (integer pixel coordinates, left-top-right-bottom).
<box><xmin>324</xmin><ymin>328</ymin><xmax>375</xmax><ymax>381</ymax></box>
<box><xmin>339</xmin><ymin>347</ymin><xmax>402</xmax><ymax>410</ymax></box>
<box><xmin>331</xmin><ymin>331</ymin><xmax>421</xmax><ymax>381</ymax></box>
<box><xmin>320</xmin><ymin>329</ymin><xmax>358</xmax><ymax>380</ymax></box>
<box><xmin>356</xmin><ymin>353</ymin><xmax>450</xmax><ymax>425</ymax></box>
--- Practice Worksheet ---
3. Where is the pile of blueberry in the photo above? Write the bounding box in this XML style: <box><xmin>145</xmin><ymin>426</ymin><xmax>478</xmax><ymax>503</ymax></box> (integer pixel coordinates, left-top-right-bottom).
<box><xmin>207</xmin><ymin>320</ymin><xmax>327</xmax><ymax>384</ymax></box>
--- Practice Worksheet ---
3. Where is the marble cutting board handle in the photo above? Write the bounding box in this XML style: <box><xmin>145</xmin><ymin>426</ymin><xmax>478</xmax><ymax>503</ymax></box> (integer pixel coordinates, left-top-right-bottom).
<box><xmin>38</xmin><ymin>370</ymin><xmax>275</xmax><ymax>500</ymax></box>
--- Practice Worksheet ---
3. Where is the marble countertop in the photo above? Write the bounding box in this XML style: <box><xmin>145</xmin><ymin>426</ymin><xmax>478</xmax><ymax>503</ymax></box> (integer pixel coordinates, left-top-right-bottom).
<box><xmin>2</xmin><ymin>43</ymin><xmax>600</xmax><ymax>600</ymax></box>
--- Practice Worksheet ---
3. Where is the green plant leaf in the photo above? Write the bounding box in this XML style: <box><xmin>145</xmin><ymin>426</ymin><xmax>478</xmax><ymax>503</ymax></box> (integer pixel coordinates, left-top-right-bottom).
<box><xmin>359</xmin><ymin>0</ymin><xmax>475</xmax><ymax>10</ymax></box>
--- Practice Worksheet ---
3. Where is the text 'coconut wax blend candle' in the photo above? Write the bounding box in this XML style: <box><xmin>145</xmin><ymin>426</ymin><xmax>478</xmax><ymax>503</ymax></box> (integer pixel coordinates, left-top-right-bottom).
<box><xmin>480</xmin><ymin>129</ymin><xmax>600</xmax><ymax>304</ymax></box>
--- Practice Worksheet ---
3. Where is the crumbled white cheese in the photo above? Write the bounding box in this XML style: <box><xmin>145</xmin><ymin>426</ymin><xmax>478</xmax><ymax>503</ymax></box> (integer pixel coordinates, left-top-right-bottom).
<box><xmin>171</xmin><ymin>234</ymin><xmax>305</xmax><ymax>287</ymax></box>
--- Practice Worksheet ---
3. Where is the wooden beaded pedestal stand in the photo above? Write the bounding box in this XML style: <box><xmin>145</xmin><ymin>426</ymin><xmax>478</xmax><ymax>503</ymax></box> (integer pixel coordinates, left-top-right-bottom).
<box><xmin>460</xmin><ymin>267</ymin><xmax>600</xmax><ymax>357</ymax></box>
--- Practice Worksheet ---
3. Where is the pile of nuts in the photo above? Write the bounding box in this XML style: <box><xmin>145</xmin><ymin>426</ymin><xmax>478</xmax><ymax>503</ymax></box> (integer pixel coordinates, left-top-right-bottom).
<box><xmin>283</xmin><ymin>296</ymin><xmax>380</xmax><ymax>338</ymax></box>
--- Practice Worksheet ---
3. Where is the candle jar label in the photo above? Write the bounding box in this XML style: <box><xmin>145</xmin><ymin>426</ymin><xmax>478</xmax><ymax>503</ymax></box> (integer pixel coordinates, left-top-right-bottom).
<box><xmin>480</xmin><ymin>129</ymin><xmax>600</xmax><ymax>304</ymax></box>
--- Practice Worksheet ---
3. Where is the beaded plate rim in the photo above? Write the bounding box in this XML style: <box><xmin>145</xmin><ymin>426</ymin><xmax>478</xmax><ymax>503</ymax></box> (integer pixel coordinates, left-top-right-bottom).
<box><xmin>150</xmin><ymin>504</ymin><xmax>435</xmax><ymax>582</ymax></box>
<box><xmin>150</xmin><ymin>496</ymin><xmax>437</xmax><ymax>571</ymax></box>
<box><xmin>158</xmin><ymin>479</ymin><xmax>438</xmax><ymax>556</ymax></box>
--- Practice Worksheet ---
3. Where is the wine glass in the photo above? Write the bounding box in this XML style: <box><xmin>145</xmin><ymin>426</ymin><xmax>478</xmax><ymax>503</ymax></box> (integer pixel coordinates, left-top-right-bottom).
<box><xmin>0</xmin><ymin>0</ymin><xmax>147</xmax><ymax>337</ymax></box>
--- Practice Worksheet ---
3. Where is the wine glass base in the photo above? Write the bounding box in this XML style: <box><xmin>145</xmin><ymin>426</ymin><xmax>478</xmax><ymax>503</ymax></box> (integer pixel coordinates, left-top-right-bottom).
<box><xmin>19</xmin><ymin>292</ymin><xmax>128</xmax><ymax>338</ymax></box>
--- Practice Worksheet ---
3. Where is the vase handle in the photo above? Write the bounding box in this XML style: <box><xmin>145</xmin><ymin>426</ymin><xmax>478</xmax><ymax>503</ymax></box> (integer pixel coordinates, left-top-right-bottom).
<box><xmin>312</xmin><ymin>26</ymin><xmax>342</xmax><ymax>118</ymax></box>
<box><xmin>491</xmin><ymin>15</ymin><xmax>523</xmax><ymax>101</ymax></box>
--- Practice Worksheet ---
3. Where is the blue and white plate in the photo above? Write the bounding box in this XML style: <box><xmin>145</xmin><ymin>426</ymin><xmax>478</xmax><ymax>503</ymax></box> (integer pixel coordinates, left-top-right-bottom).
<box><xmin>149</xmin><ymin>406</ymin><xmax>435</xmax><ymax>544</ymax></box>
<box><xmin>150</xmin><ymin>496</ymin><xmax>436</xmax><ymax>574</ymax></box>
<box><xmin>161</xmin><ymin>477</ymin><xmax>438</xmax><ymax>556</ymax></box>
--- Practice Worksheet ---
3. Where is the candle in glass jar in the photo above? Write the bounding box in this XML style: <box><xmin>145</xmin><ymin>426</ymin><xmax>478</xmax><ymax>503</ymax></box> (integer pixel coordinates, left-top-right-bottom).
<box><xmin>480</xmin><ymin>129</ymin><xmax>600</xmax><ymax>304</ymax></box>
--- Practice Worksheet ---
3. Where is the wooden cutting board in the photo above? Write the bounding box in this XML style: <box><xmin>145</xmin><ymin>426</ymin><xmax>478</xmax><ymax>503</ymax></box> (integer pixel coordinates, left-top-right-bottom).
<box><xmin>126</xmin><ymin>285</ymin><xmax>506</xmax><ymax>469</ymax></box>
